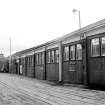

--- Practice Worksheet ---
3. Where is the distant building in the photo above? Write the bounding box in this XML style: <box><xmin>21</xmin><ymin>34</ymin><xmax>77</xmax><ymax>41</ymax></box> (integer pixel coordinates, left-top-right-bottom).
<box><xmin>0</xmin><ymin>52</ymin><xmax>6</xmax><ymax>62</ymax></box>
<box><xmin>0</xmin><ymin>53</ymin><xmax>4</xmax><ymax>59</ymax></box>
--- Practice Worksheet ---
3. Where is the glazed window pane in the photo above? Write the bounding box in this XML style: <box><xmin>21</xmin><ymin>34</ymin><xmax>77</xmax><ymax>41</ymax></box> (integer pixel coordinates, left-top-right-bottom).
<box><xmin>91</xmin><ymin>38</ymin><xmax>100</xmax><ymax>57</ymax></box>
<box><xmin>101</xmin><ymin>37</ymin><xmax>105</xmax><ymax>56</ymax></box>
<box><xmin>46</xmin><ymin>51</ymin><xmax>50</xmax><ymax>63</ymax></box>
<box><xmin>36</xmin><ymin>54</ymin><xmax>39</xmax><ymax>64</ymax></box>
<box><xmin>63</xmin><ymin>46</ymin><xmax>69</xmax><ymax>61</ymax></box>
<box><xmin>50</xmin><ymin>50</ymin><xmax>55</xmax><ymax>63</ymax></box>
<box><xmin>39</xmin><ymin>53</ymin><xmax>42</xmax><ymax>65</ymax></box>
<box><xmin>70</xmin><ymin>45</ymin><xmax>75</xmax><ymax>60</ymax></box>
<box><xmin>42</xmin><ymin>52</ymin><xmax>45</xmax><ymax>64</ymax></box>
<box><xmin>55</xmin><ymin>50</ymin><xmax>59</xmax><ymax>63</ymax></box>
<box><xmin>76</xmin><ymin>44</ymin><xmax>82</xmax><ymax>60</ymax></box>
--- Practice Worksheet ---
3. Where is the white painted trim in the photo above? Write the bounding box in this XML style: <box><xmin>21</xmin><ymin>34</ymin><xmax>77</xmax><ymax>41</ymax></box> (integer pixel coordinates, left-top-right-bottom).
<box><xmin>46</xmin><ymin>44</ymin><xmax>58</xmax><ymax>50</ymax></box>
<box><xmin>62</xmin><ymin>36</ymin><xmax>80</xmax><ymax>44</ymax></box>
<box><xmin>35</xmin><ymin>47</ymin><xmax>45</xmax><ymax>53</ymax></box>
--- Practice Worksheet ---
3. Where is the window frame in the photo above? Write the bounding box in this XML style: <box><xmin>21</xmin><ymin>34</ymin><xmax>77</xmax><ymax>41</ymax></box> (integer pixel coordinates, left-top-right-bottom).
<box><xmin>35</xmin><ymin>52</ymin><xmax>45</xmax><ymax>65</ymax></box>
<box><xmin>91</xmin><ymin>38</ymin><xmax>100</xmax><ymax>57</ymax></box>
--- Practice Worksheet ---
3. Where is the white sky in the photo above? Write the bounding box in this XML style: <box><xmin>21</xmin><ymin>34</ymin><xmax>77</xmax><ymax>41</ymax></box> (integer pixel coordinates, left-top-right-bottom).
<box><xmin>0</xmin><ymin>0</ymin><xmax>105</xmax><ymax>57</ymax></box>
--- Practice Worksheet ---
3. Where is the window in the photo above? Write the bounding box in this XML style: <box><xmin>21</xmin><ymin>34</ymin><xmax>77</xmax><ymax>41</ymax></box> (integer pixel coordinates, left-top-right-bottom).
<box><xmin>70</xmin><ymin>45</ymin><xmax>75</xmax><ymax>60</ymax></box>
<box><xmin>30</xmin><ymin>56</ymin><xmax>32</xmax><ymax>65</ymax></box>
<box><xmin>23</xmin><ymin>58</ymin><xmax>25</xmax><ymax>67</ymax></box>
<box><xmin>42</xmin><ymin>52</ymin><xmax>45</xmax><ymax>64</ymax></box>
<box><xmin>27</xmin><ymin>57</ymin><xmax>29</xmax><ymax>65</ymax></box>
<box><xmin>36</xmin><ymin>54</ymin><xmax>39</xmax><ymax>64</ymax></box>
<box><xmin>55</xmin><ymin>50</ymin><xmax>59</xmax><ymax>63</ymax></box>
<box><xmin>50</xmin><ymin>50</ymin><xmax>55</xmax><ymax>63</ymax></box>
<box><xmin>29</xmin><ymin>56</ymin><xmax>31</xmax><ymax>65</ymax></box>
<box><xmin>39</xmin><ymin>53</ymin><xmax>42</xmax><ymax>65</ymax></box>
<box><xmin>101</xmin><ymin>37</ymin><xmax>105</xmax><ymax>56</ymax></box>
<box><xmin>63</xmin><ymin>46</ymin><xmax>69</xmax><ymax>61</ymax></box>
<box><xmin>91</xmin><ymin>38</ymin><xmax>100</xmax><ymax>57</ymax></box>
<box><xmin>76</xmin><ymin>44</ymin><xmax>82</xmax><ymax>60</ymax></box>
<box><xmin>31</xmin><ymin>55</ymin><xmax>34</xmax><ymax>66</ymax></box>
<box><xmin>46</xmin><ymin>51</ymin><xmax>50</xmax><ymax>63</ymax></box>
<box><xmin>36</xmin><ymin>52</ymin><xmax>45</xmax><ymax>65</ymax></box>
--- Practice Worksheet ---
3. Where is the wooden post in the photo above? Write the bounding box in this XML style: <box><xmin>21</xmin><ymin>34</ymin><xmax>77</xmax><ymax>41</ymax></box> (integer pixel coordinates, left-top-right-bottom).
<box><xmin>82</xmin><ymin>39</ymin><xmax>88</xmax><ymax>85</ymax></box>
<box><xmin>59</xmin><ymin>41</ymin><xmax>63</xmax><ymax>82</ymax></box>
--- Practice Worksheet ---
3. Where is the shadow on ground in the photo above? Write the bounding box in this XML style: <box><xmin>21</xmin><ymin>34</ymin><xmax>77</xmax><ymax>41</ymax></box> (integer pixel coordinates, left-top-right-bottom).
<box><xmin>86</xmin><ymin>84</ymin><xmax>105</xmax><ymax>91</ymax></box>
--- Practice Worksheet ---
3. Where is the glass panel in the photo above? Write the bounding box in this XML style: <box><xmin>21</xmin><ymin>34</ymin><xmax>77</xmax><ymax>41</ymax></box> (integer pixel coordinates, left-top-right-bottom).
<box><xmin>36</xmin><ymin>54</ymin><xmax>39</xmax><ymax>65</ymax></box>
<box><xmin>76</xmin><ymin>44</ymin><xmax>82</xmax><ymax>60</ymax></box>
<box><xmin>29</xmin><ymin>56</ymin><xmax>31</xmax><ymax>65</ymax></box>
<box><xmin>39</xmin><ymin>53</ymin><xmax>42</xmax><ymax>65</ymax></box>
<box><xmin>70</xmin><ymin>45</ymin><xmax>75</xmax><ymax>60</ymax></box>
<box><xmin>42</xmin><ymin>52</ymin><xmax>44</xmax><ymax>64</ymax></box>
<box><xmin>63</xmin><ymin>46</ymin><xmax>69</xmax><ymax>61</ymax></box>
<box><xmin>91</xmin><ymin>38</ymin><xmax>100</xmax><ymax>57</ymax></box>
<box><xmin>101</xmin><ymin>37</ymin><xmax>105</xmax><ymax>56</ymax></box>
<box><xmin>51</xmin><ymin>50</ymin><xmax>55</xmax><ymax>63</ymax></box>
<box><xmin>31</xmin><ymin>55</ymin><xmax>33</xmax><ymax>66</ymax></box>
<box><xmin>46</xmin><ymin>51</ymin><xmax>50</xmax><ymax>63</ymax></box>
<box><xmin>55</xmin><ymin>50</ymin><xmax>59</xmax><ymax>63</ymax></box>
<box><xmin>28</xmin><ymin>56</ymin><xmax>30</xmax><ymax>66</ymax></box>
<box><xmin>27</xmin><ymin>57</ymin><xmax>29</xmax><ymax>65</ymax></box>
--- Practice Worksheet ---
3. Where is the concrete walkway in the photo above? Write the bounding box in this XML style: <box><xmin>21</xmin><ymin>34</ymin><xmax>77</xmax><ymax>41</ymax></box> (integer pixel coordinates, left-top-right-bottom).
<box><xmin>0</xmin><ymin>73</ymin><xmax>105</xmax><ymax>105</ymax></box>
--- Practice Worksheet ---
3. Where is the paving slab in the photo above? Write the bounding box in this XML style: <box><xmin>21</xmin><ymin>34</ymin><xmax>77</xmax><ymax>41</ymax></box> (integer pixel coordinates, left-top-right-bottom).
<box><xmin>0</xmin><ymin>73</ymin><xmax>105</xmax><ymax>105</ymax></box>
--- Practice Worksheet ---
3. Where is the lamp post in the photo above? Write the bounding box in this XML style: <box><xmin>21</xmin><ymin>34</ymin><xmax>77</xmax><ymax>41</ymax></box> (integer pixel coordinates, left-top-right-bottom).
<box><xmin>10</xmin><ymin>37</ymin><xmax>11</xmax><ymax>60</ymax></box>
<box><xmin>72</xmin><ymin>9</ymin><xmax>81</xmax><ymax>29</ymax></box>
<box><xmin>72</xmin><ymin>9</ymin><xmax>87</xmax><ymax>84</ymax></box>
<box><xmin>72</xmin><ymin>9</ymin><xmax>85</xmax><ymax>39</ymax></box>
<box><xmin>9</xmin><ymin>37</ymin><xmax>12</xmax><ymax>72</ymax></box>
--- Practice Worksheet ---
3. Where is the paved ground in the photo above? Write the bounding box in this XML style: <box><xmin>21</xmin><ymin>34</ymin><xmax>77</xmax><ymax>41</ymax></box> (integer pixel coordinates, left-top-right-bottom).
<box><xmin>0</xmin><ymin>74</ymin><xmax>105</xmax><ymax>105</ymax></box>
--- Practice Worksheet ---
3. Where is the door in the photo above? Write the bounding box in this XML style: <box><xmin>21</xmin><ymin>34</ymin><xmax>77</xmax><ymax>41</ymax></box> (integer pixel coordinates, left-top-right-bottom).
<box><xmin>70</xmin><ymin>44</ymin><xmax>83</xmax><ymax>84</ymax></box>
<box><xmin>63</xmin><ymin>42</ymin><xmax>84</xmax><ymax>84</ymax></box>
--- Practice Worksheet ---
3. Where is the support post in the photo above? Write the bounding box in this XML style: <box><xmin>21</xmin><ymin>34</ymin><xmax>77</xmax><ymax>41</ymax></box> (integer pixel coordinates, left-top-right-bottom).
<box><xmin>9</xmin><ymin>37</ymin><xmax>12</xmax><ymax>73</ymax></box>
<box><xmin>58</xmin><ymin>41</ymin><xmax>63</xmax><ymax>83</ymax></box>
<box><xmin>82</xmin><ymin>39</ymin><xmax>88</xmax><ymax>85</ymax></box>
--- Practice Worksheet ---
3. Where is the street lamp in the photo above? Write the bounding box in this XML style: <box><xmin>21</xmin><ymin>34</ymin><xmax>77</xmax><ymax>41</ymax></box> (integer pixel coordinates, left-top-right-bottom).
<box><xmin>72</xmin><ymin>9</ymin><xmax>81</xmax><ymax>29</ymax></box>
<box><xmin>72</xmin><ymin>9</ymin><xmax>85</xmax><ymax>39</ymax></box>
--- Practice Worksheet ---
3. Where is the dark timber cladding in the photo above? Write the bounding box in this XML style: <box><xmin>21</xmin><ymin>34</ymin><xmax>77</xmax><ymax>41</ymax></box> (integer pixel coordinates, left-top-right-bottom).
<box><xmin>35</xmin><ymin>51</ymin><xmax>46</xmax><ymax>80</ymax></box>
<box><xmin>8</xmin><ymin>19</ymin><xmax>105</xmax><ymax>86</ymax></box>
<box><xmin>23</xmin><ymin>57</ymin><xmax>28</xmax><ymax>76</ymax></box>
<box><xmin>26</xmin><ymin>54</ymin><xmax>34</xmax><ymax>77</ymax></box>
<box><xmin>62</xmin><ymin>39</ymin><xmax>84</xmax><ymax>84</ymax></box>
